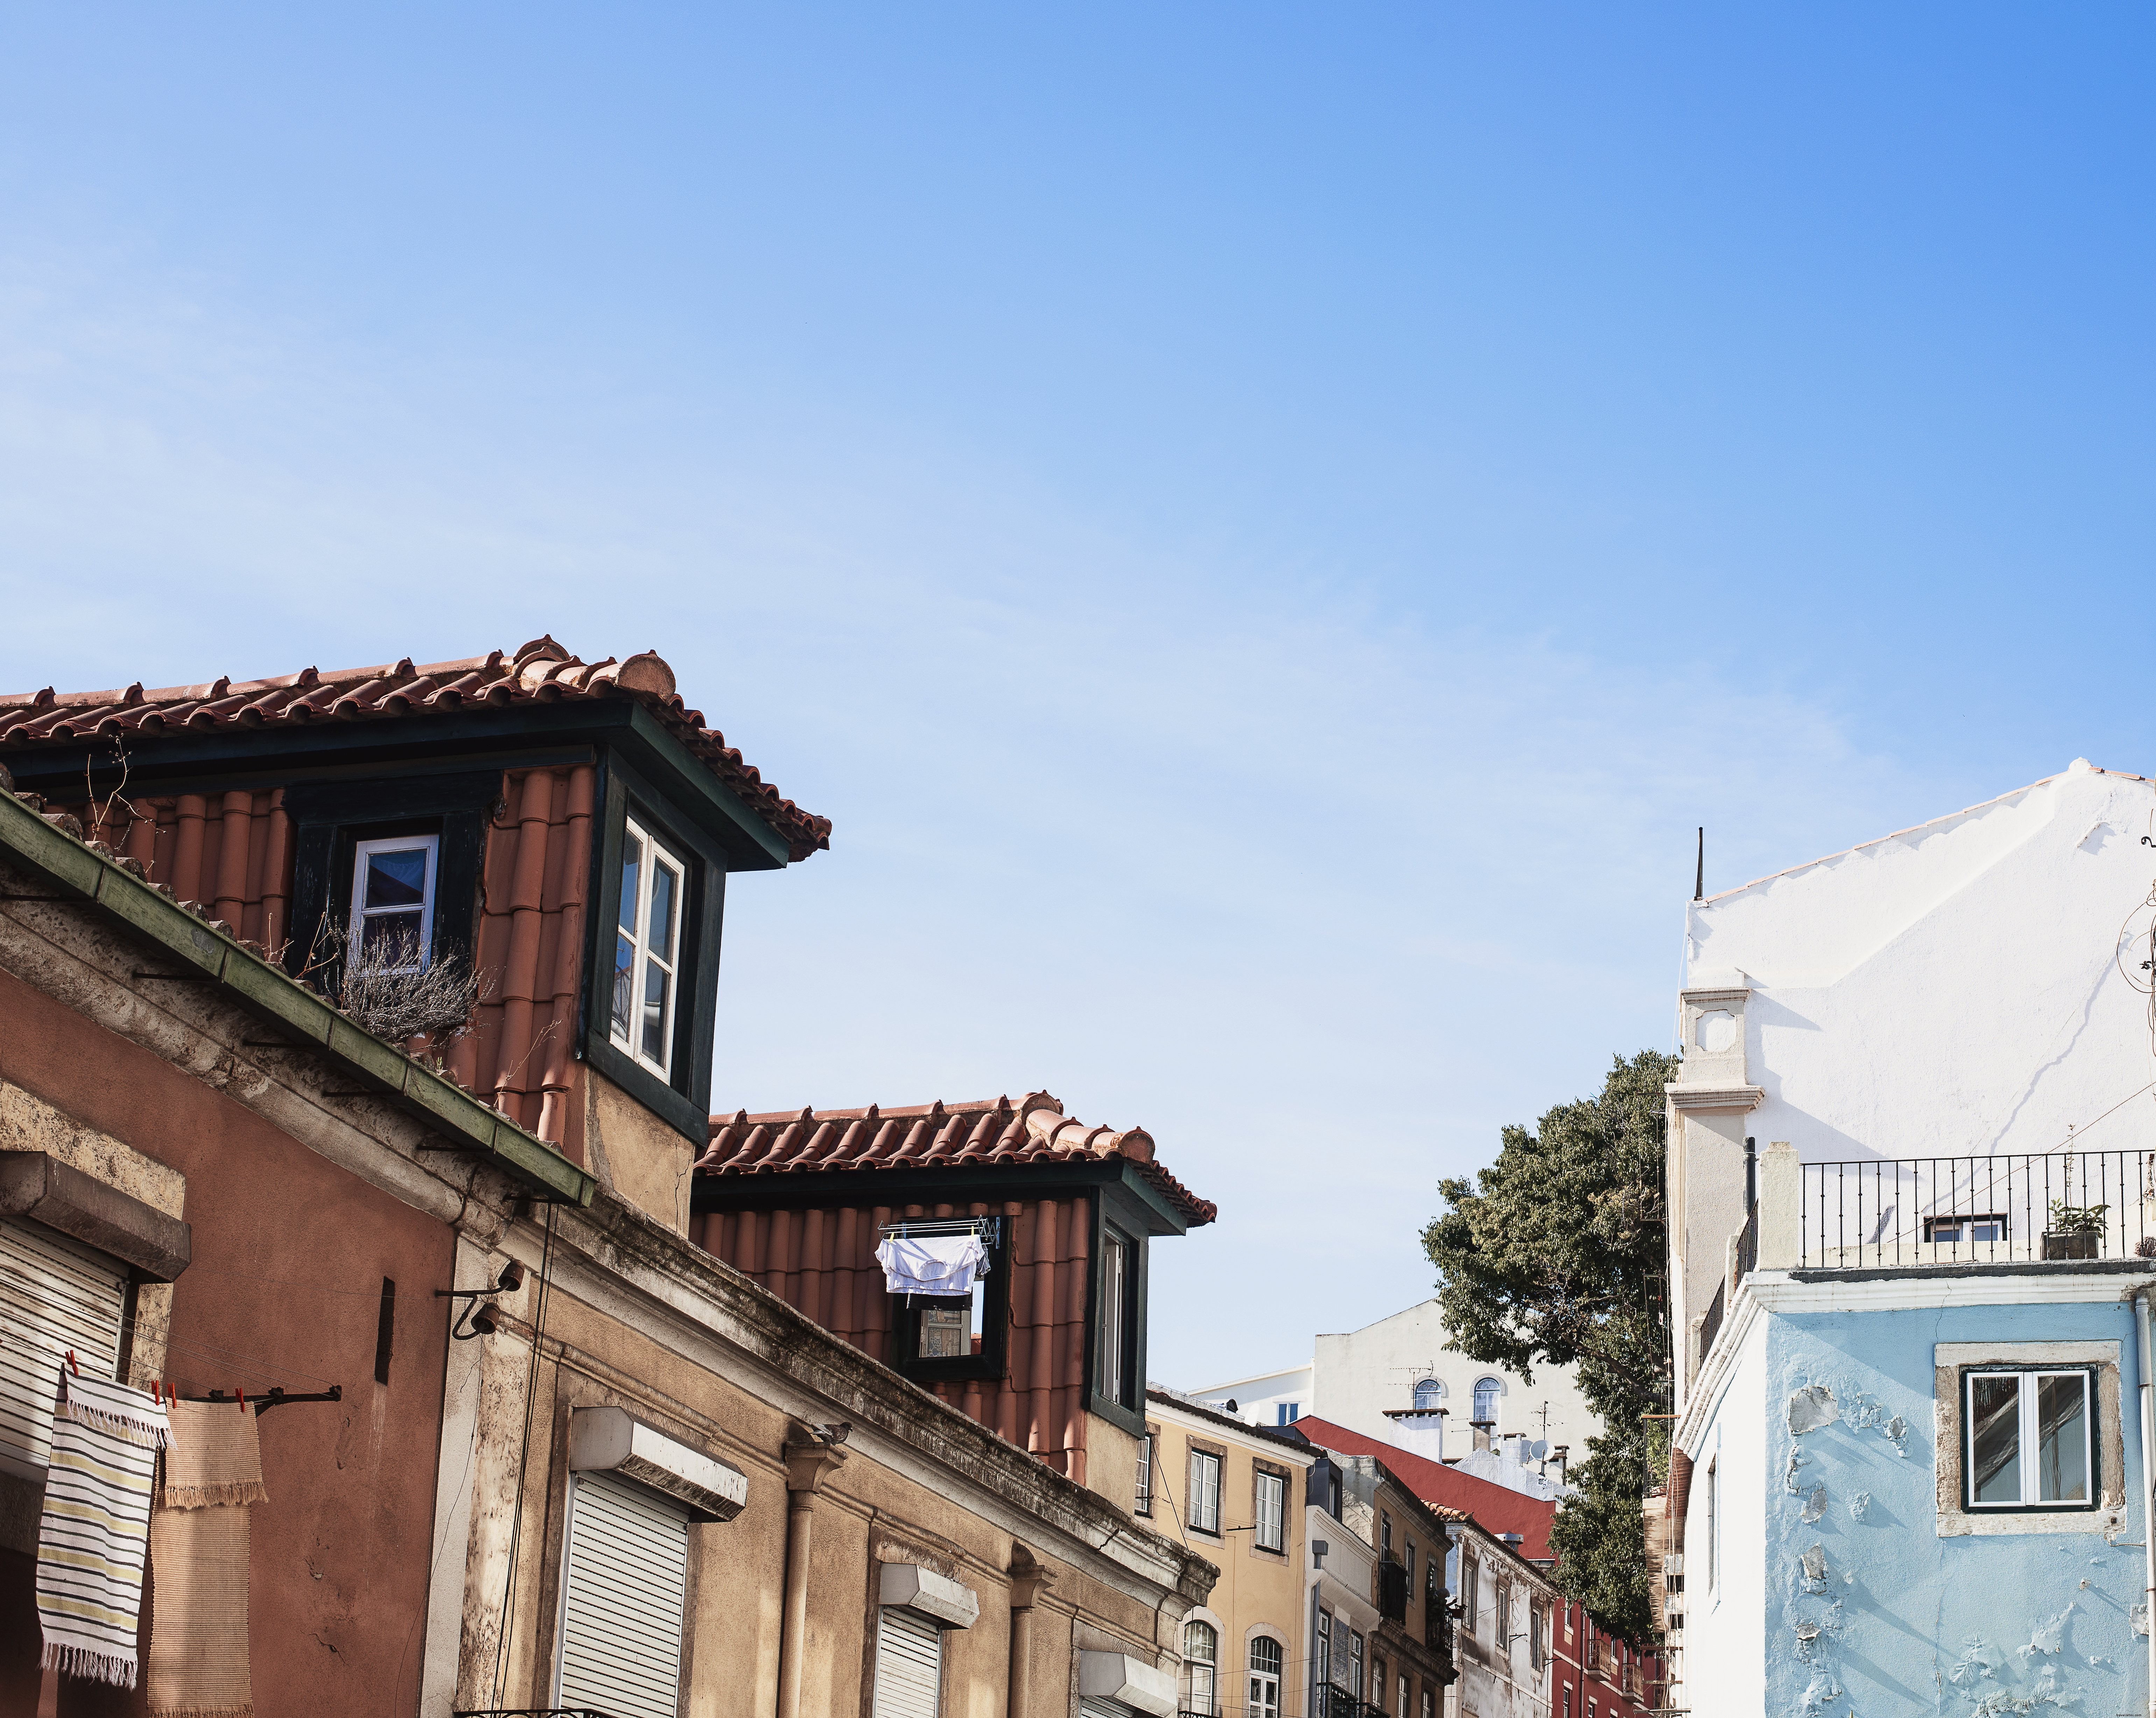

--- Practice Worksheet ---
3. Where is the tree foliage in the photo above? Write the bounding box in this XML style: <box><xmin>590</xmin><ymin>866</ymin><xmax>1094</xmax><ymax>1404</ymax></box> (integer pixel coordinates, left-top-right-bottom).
<box><xmin>1420</xmin><ymin>1049</ymin><xmax>1676</xmax><ymax>1642</ymax></box>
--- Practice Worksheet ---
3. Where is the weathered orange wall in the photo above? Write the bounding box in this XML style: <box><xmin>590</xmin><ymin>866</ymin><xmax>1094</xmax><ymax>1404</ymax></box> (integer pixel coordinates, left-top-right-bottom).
<box><xmin>0</xmin><ymin>968</ymin><xmax>455</xmax><ymax>1717</ymax></box>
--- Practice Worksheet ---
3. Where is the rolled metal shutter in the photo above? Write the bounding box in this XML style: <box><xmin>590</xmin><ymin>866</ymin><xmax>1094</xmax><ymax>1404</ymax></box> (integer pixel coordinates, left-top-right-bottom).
<box><xmin>873</xmin><ymin>1607</ymin><xmax>942</xmax><ymax>1718</ymax></box>
<box><xmin>0</xmin><ymin>1218</ymin><xmax>127</xmax><ymax>1482</ymax></box>
<box><xmin>1079</xmin><ymin>1702</ymin><xmax>1140</xmax><ymax>1718</ymax></box>
<box><xmin>556</xmin><ymin>1469</ymin><xmax>690</xmax><ymax>1718</ymax></box>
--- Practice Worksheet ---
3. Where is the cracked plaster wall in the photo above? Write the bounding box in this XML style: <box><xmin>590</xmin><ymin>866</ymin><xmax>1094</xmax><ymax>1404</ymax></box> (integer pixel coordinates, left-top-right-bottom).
<box><xmin>1754</xmin><ymin>1303</ymin><xmax>2145</xmax><ymax>1717</ymax></box>
<box><xmin>1684</xmin><ymin>763</ymin><xmax>2156</xmax><ymax>1166</ymax></box>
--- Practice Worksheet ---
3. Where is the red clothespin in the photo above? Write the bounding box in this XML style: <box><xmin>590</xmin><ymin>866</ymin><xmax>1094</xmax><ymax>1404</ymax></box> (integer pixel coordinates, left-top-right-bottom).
<box><xmin>234</xmin><ymin>1386</ymin><xmax>245</xmax><ymax>1413</ymax></box>
<box><xmin>64</xmin><ymin>1350</ymin><xmax>79</xmax><ymax>1377</ymax></box>
<box><xmin>150</xmin><ymin>1380</ymin><xmax>160</xmax><ymax>1406</ymax></box>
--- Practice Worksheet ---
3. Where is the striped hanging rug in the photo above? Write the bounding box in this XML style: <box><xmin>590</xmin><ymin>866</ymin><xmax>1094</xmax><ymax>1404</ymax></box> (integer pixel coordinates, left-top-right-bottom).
<box><xmin>36</xmin><ymin>1370</ymin><xmax>172</xmax><ymax>1688</ymax></box>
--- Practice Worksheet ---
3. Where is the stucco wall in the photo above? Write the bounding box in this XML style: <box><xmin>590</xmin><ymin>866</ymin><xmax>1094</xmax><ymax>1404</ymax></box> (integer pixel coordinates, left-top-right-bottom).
<box><xmin>1747</xmin><ymin>1295</ymin><xmax>2146</xmax><ymax>1716</ymax></box>
<box><xmin>469</xmin><ymin>1273</ymin><xmax>1181</xmax><ymax>1717</ymax></box>
<box><xmin>1686</xmin><ymin>763</ymin><xmax>2156</xmax><ymax>1166</ymax></box>
<box><xmin>1678</xmin><ymin>1312</ymin><xmax>1767</xmax><ymax>1715</ymax></box>
<box><xmin>1145</xmin><ymin>1402</ymin><xmax>1309</xmax><ymax>1706</ymax></box>
<box><xmin>1310</xmin><ymin>1300</ymin><xmax>1601</xmax><ymax>1465</ymax></box>
<box><xmin>0</xmin><ymin>962</ymin><xmax>455</xmax><ymax>1718</ymax></box>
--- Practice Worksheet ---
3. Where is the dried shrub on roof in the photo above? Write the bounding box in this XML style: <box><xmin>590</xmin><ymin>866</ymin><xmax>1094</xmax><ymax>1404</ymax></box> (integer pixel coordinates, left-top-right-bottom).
<box><xmin>329</xmin><ymin>928</ymin><xmax>489</xmax><ymax>1045</ymax></box>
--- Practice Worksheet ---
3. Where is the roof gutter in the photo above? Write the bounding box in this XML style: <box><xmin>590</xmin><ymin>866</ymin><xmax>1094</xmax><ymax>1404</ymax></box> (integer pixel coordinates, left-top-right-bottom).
<box><xmin>0</xmin><ymin>784</ymin><xmax>595</xmax><ymax>1207</ymax></box>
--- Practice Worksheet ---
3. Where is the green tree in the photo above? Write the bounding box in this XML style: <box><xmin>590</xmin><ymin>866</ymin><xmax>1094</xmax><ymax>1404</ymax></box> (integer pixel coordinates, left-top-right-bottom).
<box><xmin>1420</xmin><ymin>1049</ymin><xmax>1676</xmax><ymax>1641</ymax></box>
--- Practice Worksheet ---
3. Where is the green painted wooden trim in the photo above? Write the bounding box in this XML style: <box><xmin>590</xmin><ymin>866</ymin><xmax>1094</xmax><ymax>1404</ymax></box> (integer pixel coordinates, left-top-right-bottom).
<box><xmin>0</xmin><ymin>790</ymin><xmax>595</xmax><ymax>1206</ymax></box>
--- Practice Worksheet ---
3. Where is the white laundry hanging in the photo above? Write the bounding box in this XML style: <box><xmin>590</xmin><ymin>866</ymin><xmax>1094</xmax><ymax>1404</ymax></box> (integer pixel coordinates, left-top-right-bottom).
<box><xmin>875</xmin><ymin>1233</ymin><xmax>987</xmax><ymax>1297</ymax></box>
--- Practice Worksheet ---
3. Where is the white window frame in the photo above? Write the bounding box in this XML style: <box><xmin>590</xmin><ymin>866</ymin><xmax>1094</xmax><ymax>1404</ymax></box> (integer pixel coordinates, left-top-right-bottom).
<box><xmin>1936</xmin><ymin>1340</ymin><xmax>2121</xmax><ymax>1538</ymax></box>
<box><xmin>1134</xmin><ymin>1429</ymin><xmax>1154</xmax><ymax>1516</ymax></box>
<box><xmin>347</xmin><ymin>834</ymin><xmax>439</xmax><ymax>974</ymax></box>
<box><xmin>610</xmin><ymin>815</ymin><xmax>686</xmax><ymax>1079</ymax></box>
<box><xmin>1182</xmin><ymin>1619</ymin><xmax>1219</xmax><ymax>1715</ymax></box>
<box><xmin>1472</xmin><ymin>1376</ymin><xmax>1503</xmax><ymax>1425</ymax></box>
<box><xmin>1188</xmin><ymin>1446</ymin><xmax>1222</xmax><ymax>1535</ymax></box>
<box><xmin>1964</xmin><ymin>1366</ymin><xmax>2097</xmax><ymax>1510</ymax></box>
<box><xmin>1254</xmin><ymin>1468</ymin><xmax>1285</xmax><ymax>1552</ymax></box>
<box><xmin>1248</xmin><ymin>1634</ymin><xmax>1284</xmax><ymax>1718</ymax></box>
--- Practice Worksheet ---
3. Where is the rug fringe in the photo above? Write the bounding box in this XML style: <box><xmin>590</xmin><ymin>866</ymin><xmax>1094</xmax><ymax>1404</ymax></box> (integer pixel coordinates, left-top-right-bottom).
<box><xmin>147</xmin><ymin>1706</ymin><xmax>255</xmax><ymax>1718</ymax></box>
<box><xmin>161</xmin><ymin>1481</ymin><xmax>270</xmax><ymax>1510</ymax></box>
<box><xmin>41</xmin><ymin>1639</ymin><xmax>139</xmax><ymax>1687</ymax></box>
<box><xmin>57</xmin><ymin>1397</ymin><xmax>170</xmax><ymax>1449</ymax></box>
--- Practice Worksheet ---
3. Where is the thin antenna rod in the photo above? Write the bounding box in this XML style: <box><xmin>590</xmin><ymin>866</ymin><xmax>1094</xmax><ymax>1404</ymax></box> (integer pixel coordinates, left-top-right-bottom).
<box><xmin>1694</xmin><ymin>827</ymin><xmax>1705</xmax><ymax>901</ymax></box>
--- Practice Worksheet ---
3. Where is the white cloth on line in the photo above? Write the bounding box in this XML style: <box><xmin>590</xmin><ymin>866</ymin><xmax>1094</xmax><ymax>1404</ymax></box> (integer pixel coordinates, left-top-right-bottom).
<box><xmin>875</xmin><ymin>1234</ymin><xmax>987</xmax><ymax>1297</ymax></box>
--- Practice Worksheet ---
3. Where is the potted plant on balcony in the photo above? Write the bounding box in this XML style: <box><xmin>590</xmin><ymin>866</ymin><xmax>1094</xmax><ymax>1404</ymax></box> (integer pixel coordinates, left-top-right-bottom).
<box><xmin>2044</xmin><ymin>1199</ymin><xmax>2108</xmax><ymax>1260</ymax></box>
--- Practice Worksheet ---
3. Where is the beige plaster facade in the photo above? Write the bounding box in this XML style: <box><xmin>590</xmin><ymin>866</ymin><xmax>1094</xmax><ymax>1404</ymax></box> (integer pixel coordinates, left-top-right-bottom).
<box><xmin>1143</xmin><ymin>1391</ymin><xmax>1312</xmax><ymax>1714</ymax></box>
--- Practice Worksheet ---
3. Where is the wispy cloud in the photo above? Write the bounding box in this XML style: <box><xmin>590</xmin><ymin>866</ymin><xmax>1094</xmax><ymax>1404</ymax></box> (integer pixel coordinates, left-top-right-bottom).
<box><xmin>0</xmin><ymin>236</ymin><xmax>1924</xmax><ymax>1382</ymax></box>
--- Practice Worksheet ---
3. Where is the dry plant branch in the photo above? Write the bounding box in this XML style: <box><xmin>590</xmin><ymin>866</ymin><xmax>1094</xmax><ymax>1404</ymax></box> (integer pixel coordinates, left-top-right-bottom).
<box><xmin>331</xmin><ymin>927</ymin><xmax>492</xmax><ymax>1044</ymax></box>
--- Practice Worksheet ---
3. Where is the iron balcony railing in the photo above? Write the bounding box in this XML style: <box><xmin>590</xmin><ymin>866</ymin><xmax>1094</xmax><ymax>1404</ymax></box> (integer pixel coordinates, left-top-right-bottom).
<box><xmin>1800</xmin><ymin>1150</ymin><xmax>2156</xmax><ymax>1269</ymax></box>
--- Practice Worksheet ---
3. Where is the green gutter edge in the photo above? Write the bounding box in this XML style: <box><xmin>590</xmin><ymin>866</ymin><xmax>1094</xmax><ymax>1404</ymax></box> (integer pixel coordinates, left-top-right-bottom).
<box><xmin>0</xmin><ymin>788</ymin><xmax>596</xmax><ymax>1207</ymax></box>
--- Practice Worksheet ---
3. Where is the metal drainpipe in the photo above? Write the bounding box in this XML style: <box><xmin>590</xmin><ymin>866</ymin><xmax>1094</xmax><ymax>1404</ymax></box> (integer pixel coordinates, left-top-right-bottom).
<box><xmin>2137</xmin><ymin>1286</ymin><xmax>2156</xmax><ymax>1718</ymax></box>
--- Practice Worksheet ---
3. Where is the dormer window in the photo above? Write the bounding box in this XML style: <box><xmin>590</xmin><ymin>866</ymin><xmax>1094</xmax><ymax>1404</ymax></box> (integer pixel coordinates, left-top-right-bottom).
<box><xmin>612</xmin><ymin>816</ymin><xmax>685</xmax><ymax>1078</ymax></box>
<box><xmin>349</xmin><ymin>835</ymin><xmax>438</xmax><ymax>971</ymax></box>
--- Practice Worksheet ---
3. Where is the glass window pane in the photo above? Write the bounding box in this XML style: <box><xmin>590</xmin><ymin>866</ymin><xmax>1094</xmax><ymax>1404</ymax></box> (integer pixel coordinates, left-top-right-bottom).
<box><xmin>1970</xmin><ymin>1374</ymin><xmax>2023</xmax><ymax>1504</ymax></box>
<box><xmin>365</xmin><ymin>847</ymin><xmax>429</xmax><ymax>908</ymax></box>
<box><xmin>641</xmin><ymin>957</ymin><xmax>672</xmax><ymax>1064</ymax></box>
<box><xmin>360</xmin><ymin>910</ymin><xmax>424</xmax><ymax>963</ymax></box>
<box><xmin>611</xmin><ymin>933</ymin><xmax>636</xmax><ymax>1038</ymax></box>
<box><xmin>650</xmin><ymin>859</ymin><xmax>678</xmax><ymax>956</ymax></box>
<box><xmin>2037</xmin><ymin>1374</ymin><xmax>2090</xmax><ymax>1503</ymax></box>
<box><xmin>1100</xmin><ymin>1234</ymin><xmax>1128</xmax><ymax>1400</ymax></box>
<box><xmin>917</xmin><ymin>1304</ymin><xmax>969</xmax><ymax>1358</ymax></box>
<box><xmin>1251</xmin><ymin>1637</ymin><xmax>1282</xmax><ymax>1674</ymax></box>
<box><xmin>618</xmin><ymin>835</ymin><xmax>643</xmax><ymax>934</ymax></box>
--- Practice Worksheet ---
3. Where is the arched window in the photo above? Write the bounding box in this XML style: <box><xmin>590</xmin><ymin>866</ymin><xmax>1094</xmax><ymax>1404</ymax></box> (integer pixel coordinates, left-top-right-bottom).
<box><xmin>1183</xmin><ymin>1620</ymin><xmax>1219</xmax><ymax>1715</ymax></box>
<box><xmin>1411</xmin><ymin>1378</ymin><xmax>1443</xmax><ymax>1412</ymax></box>
<box><xmin>1249</xmin><ymin>1635</ymin><xmax>1284</xmax><ymax>1718</ymax></box>
<box><xmin>1473</xmin><ymin>1376</ymin><xmax>1502</xmax><ymax>1425</ymax></box>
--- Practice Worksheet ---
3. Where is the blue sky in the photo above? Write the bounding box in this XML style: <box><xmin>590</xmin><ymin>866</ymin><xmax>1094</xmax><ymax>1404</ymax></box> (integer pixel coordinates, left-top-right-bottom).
<box><xmin>2</xmin><ymin>6</ymin><xmax>2150</xmax><ymax>1386</ymax></box>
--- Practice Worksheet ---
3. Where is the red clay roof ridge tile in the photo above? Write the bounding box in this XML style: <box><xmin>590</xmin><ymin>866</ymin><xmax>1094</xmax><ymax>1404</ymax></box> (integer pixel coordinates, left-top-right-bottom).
<box><xmin>695</xmin><ymin>1089</ymin><xmax>1215</xmax><ymax>1227</ymax></box>
<box><xmin>1</xmin><ymin>640</ymin><xmax>830</xmax><ymax>862</ymax></box>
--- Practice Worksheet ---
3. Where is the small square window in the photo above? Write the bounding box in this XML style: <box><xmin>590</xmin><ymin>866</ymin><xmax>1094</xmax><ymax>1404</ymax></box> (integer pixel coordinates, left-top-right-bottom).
<box><xmin>1926</xmin><ymin>1213</ymin><xmax>2008</xmax><ymax>1244</ymax></box>
<box><xmin>1966</xmin><ymin>1367</ymin><xmax>2095</xmax><ymax>1509</ymax></box>
<box><xmin>348</xmin><ymin>835</ymin><xmax>438</xmax><ymax>972</ymax></box>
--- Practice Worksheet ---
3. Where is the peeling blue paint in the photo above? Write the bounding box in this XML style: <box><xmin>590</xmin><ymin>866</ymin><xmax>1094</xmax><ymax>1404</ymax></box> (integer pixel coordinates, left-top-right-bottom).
<box><xmin>1743</xmin><ymin>1299</ymin><xmax>2148</xmax><ymax>1717</ymax></box>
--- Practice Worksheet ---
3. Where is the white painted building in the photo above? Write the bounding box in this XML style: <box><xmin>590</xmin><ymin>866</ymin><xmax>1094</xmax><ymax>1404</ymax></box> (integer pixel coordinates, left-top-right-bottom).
<box><xmin>1194</xmin><ymin>1300</ymin><xmax>1602</xmax><ymax>1471</ymax></box>
<box><xmin>1663</xmin><ymin>760</ymin><xmax>2156</xmax><ymax>1717</ymax></box>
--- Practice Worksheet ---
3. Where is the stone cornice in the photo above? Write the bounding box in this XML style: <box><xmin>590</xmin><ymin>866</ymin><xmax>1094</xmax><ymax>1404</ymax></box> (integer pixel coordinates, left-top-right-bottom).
<box><xmin>1664</xmin><ymin>1084</ymin><xmax>1765</xmax><ymax>1114</ymax></box>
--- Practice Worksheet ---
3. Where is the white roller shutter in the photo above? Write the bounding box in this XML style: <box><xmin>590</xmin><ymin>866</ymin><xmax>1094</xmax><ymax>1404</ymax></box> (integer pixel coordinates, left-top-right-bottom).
<box><xmin>873</xmin><ymin>1607</ymin><xmax>942</xmax><ymax>1718</ymax></box>
<box><xmin>0</xmin><ymin>1218</ymin><xmax>126</xmax><ymax>1482</ymax></box>
<box><xmin>556</xmin><ymin>1469</ymin><xmax>690</xmax><ymax>1718</ymax></box>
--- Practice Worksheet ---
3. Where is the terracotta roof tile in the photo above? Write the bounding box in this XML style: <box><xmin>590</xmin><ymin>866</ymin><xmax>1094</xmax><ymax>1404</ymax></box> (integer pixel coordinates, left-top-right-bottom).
<box><xmin>0</xmin><ymin>635</ymin><xmax>830</xmax><ymax>862</ymax></box>
<box><xmin>1292</xmin><ymin>1415</ymin><xmax>1557</xmax><ymax>1561</ymax></box>
<box><xmin>695</xmin><ymin>1090</ymin><xmax>1217</xmax><ymax>1227</ymax></box>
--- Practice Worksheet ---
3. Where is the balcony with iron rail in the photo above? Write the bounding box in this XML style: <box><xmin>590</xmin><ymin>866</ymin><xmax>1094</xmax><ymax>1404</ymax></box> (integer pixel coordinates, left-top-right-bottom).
<box><xmin>1797</xmin><ymin>1149</ymin><xmax>2156</xmax><ymax>1270</ymax></box>
<box><xmin>1692</xmin><ymin>1147</ymin><xmax>2155</xmax><ymax>1381</ymax></box>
